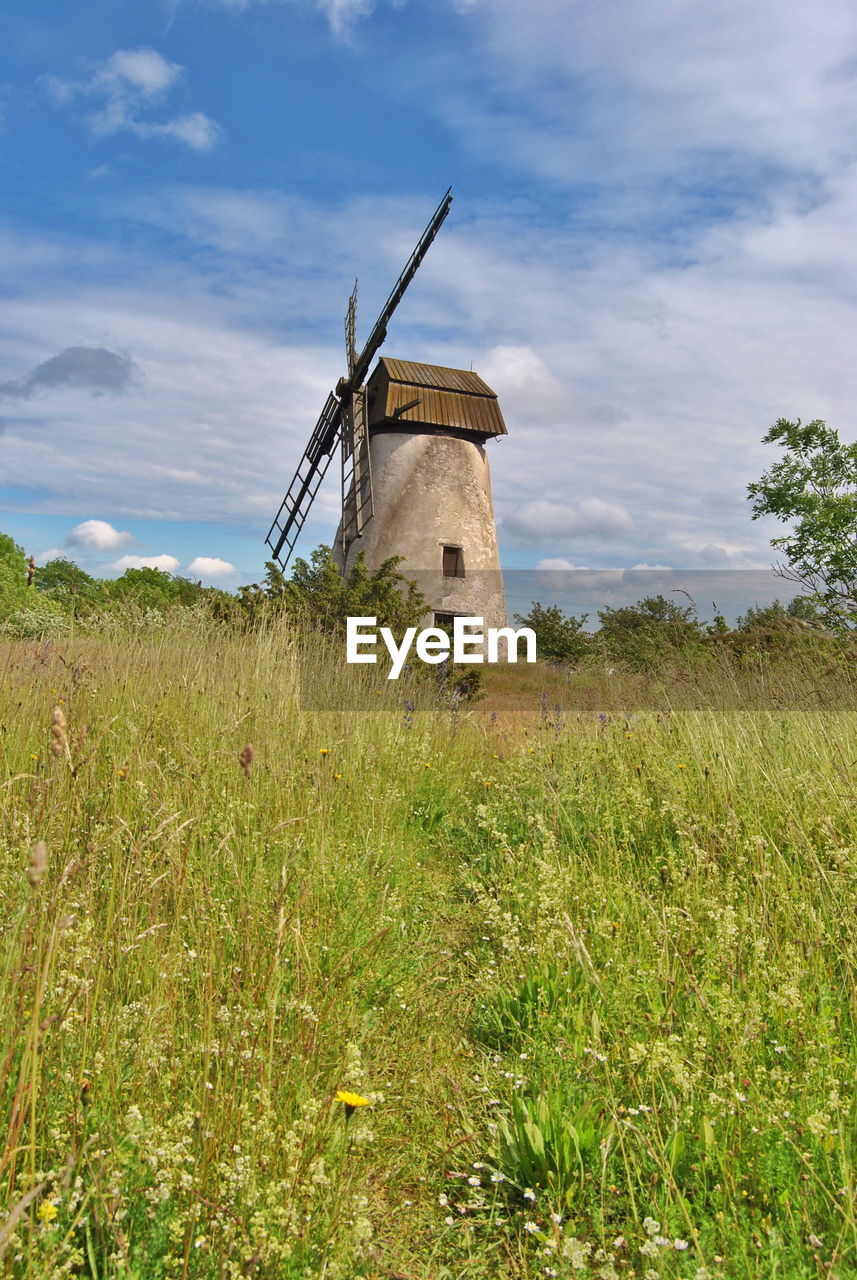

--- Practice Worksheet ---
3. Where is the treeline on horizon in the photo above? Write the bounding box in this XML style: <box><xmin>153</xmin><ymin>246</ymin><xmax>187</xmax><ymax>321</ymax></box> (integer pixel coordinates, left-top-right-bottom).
<box><xmin>1</xmin><ymin>531</ymin><xmax>851</xmax><ymax>673</ymax></box>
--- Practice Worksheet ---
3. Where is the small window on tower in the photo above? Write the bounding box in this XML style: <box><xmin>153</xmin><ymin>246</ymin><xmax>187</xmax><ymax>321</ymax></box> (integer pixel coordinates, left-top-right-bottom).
<box><xmin>434</xmin><ymin>613</ymin><xmax>455</xmax><ymax>632</ymax></box>
<box><xmin>442</xmin><ymin>545</ymin><xmax>465</xmax><ymax>578</ymax></box>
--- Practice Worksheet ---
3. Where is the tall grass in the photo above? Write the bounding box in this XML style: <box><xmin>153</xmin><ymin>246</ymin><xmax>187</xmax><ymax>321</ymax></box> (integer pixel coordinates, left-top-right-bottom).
<box><xmin>0</xmin><ymin>624</ymin><xmax>854</xmax><ymax>1279</ymax></box>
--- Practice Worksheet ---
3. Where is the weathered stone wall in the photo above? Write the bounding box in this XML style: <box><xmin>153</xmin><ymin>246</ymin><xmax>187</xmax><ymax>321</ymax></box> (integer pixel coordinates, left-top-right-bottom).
<box><xmin>335</xmin><ymin>429</ymin><xmax>506</xmax><ymax>630</ymax></box>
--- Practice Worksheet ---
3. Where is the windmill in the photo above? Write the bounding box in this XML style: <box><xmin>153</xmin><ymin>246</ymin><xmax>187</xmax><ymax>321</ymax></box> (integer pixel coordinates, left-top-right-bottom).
<box><xmin>266</xmin><ymin>188</ymin><xmax>453</xmax><ymax>571</ymax></box>
<box><xmin>266</xmin><ymin>188</ymin><xmax>508</xmax><ymax>630</ymax></box>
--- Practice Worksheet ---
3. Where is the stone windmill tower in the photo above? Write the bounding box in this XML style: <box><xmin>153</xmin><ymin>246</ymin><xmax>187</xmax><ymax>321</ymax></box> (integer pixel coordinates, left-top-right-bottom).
<box><xmin>266</xmin><ymin>191</ymin><xmax>507</xmax><ymax>629</ymax></box>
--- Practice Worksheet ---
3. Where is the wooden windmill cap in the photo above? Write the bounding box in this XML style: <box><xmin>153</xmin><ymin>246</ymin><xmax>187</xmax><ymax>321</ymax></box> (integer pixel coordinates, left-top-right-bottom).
<box><xmin>367</xmin><ymin>357</ymin><xmax>508</xmax><ymax>438</ymax></box>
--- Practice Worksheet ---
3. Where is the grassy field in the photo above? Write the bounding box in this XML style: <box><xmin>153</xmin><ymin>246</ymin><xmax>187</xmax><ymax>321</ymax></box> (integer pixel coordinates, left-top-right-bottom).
<box><xmin>1</xmin><ymin>623</ymin><xmax>855</xmax><ymax>1279</ymax></box>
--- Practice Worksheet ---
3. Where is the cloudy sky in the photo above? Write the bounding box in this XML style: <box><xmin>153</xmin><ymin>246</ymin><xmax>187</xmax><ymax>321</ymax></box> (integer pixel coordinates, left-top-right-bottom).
<box><xmin>1</xmin><ymin>0</ymin><xmax>856</xmax><ymax>589</ymax></box>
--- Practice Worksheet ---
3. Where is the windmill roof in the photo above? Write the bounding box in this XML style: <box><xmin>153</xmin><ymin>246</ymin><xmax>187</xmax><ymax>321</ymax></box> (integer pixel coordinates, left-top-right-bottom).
<box><xmin>369</xmin><ymin>358</ymin><xmax>507</xmax><ymax>437</ymax></box>
<box><xmin>379</xmin><ymin>358</ymin><xmax>497</xmax><ymax>398</ymax></box>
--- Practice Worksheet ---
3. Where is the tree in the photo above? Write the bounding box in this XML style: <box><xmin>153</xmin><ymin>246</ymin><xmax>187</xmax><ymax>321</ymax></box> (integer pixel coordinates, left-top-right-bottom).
<box><xmin>35</xmin><ymin>556</ymin><xmax>97</xmax><ymax>605</ymax></box>
<box><xmin>239</xmin><ymin>546</ymin><xmax>426</xmax><ymax>636</ymax></box>
<box><xmin>101</xmin><ymin>567</ymin><xmax>202</xmax><ymax>610</ymax></box>
<box><xmin>748</xmin><ymin>419</ymin><xmax>857</xmax><ymax>629</ymax></box>
<box><xmin>0</xmin><ymin>532</ymin><xmax>28</xmax><ymax>617</ymax></box>
<box><xmin>736</xmin><ymin>596</ymin><xmax>822</xmax><ymax>632</ymax></box>
<box><xmin>597</xmin><ymin>594</ymin><xmax>703</xmax><ymax>668</ymax></box>
<box><xmin>512</xmin><ymin>602</ymin><xmax>590</xmax><ymax>665</ymax></box>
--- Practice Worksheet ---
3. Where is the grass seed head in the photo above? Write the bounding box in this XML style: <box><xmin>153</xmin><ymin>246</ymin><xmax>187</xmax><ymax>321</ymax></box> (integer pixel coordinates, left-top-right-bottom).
<box><xmin>239</xmin><ymin>742</ymin><xmax>254</xmax><ymax>777</ymax></box>
<box><xmin>28</xmin><ymin>840</ymin><xmax>48</xmax><ymax>887</ymax></box>
<box><xmin>49</xmin><ymin>705</ymin><xmax>70</xmax><ymax>759</ymax></box>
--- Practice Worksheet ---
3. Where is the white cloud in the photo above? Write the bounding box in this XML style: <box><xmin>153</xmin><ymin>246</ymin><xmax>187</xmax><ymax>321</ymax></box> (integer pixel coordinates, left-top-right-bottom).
<box><xmin>186</xmin><ymin>556</ymin><xmax>236</xmax><ymax>577</ymax></box>
<box><xmin>536</xmin><ymin>557</ymin><xmax>580</xmax><ymax>571</ymax></box>
<box><xmin>418</xmin><ymin>0</ymin><xmax>857</xmax><ymax>188</ymax></box>
<box><xmin>67</xmin><ymin>519</ymin><xmax>133</xmax><ymax>552</ymax></box>
<box><xmin>110</xmin><ymin>554</ymin><xmax>181</xmax><ymax>573</ymax></box>
<box><xmin>505</xmin><ymin>499</ymin><xmax>634</xmax><ymax>544</ymax></box>
<box><xmin>45</xmin><ymin>47</ymin><xmax>221</xmax><ymax>152</ymax></box>
<box><xmin>207</xmin><ymin>0</ymin><xmax>386</xmax><ymax>39</ymax></box>
<box><xmin>141</xmin><ymin>113</ymin><xmax>222</xmax><ymax>151</ymax></box>
<box><xmin>318</xmin><ymin>0</ymin><xmax>376</xmax><ymax>38</ymax></box>
<box><xmin>34</xmin><ymin>548</ymin><xmax>68</xmax><ymax>566</ymax></box>
<box><xmin>104</xmin><ymin>48</ymin><xmax>181</xmax><ymax>96</ymax></box>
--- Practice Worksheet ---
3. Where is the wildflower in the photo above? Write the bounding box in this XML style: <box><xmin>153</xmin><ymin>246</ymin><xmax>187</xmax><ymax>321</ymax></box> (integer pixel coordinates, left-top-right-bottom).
<box><xmin>335</xmin><ymin>1089</ymin><xmax>370</xmax><ymax>1117</ymax></box>
<box><xmin>523</xmin><ymin>1188</ymin><xmax>537</xmax><ymax>1201</ymax></box>
<box><xmin>37</xmin><ymin>1201</ymin><xmax>58</xmax><ymax>1224</ymax></box>
<box><xmin>524</xmin><ymin>1220</ymin><xmax>539</xmax><ymax>1234</ymax></box>
<box><xmin>319</xmin><ymin>748</ymin><xmax>330</xmax><ymax>756</ymax></box>
<box><xmin>674</xmin><ymin>1238</ymin><xmax>690</xmax><ymax>1250</ymax></box>
<box><xmin>678</xmin><ymin>763</ymin><xmax>687</xmax><ymax>770</ymax></box>
<box><xmin>239</xmin><ymin>743</ymin><xmax>254</xmax><ymax>777</ymax></box>
<box><xmin>643</xmin><ymin>1217</ymin><xmax>660</xmax><ymax>1236</ymax></box>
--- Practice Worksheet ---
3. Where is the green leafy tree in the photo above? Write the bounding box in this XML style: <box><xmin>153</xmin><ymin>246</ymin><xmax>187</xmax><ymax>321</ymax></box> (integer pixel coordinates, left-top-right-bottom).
<box><xmin>35</xmin><ymin>556</ymin><xmax>97</xmax><ymax>606</ymax></box>
<box><xmin>512</xmin><ymin>601</ymin><xmax>590</xmax><ymax>664</ymax></box>
<box><xmin>748</xmin><ymin>419</ymin><xmax>857</xmax><ymax>629</ymax></box>
<box><xmin>597</xmin><ymin>594</ymin><xmax>703</xmax><ymax>668</ymax></box>
<box><xmin>0</xmin><ymin>532</ymin><xmax>28</xmax><ymax>618</ymax></box>
<box><xmin>239</xmin><ymin>546</ymin><xmax>426</xmax><ymax>636</ymax></box>
<box><xmin>736</xmin><ymin>595</ymin><xmax>822</xmax><ymax>632</ymax></box>
<box><xmin>101</xmin><ymin>567</ymin><xmax>202</xmax><ymax>611</ymax></box>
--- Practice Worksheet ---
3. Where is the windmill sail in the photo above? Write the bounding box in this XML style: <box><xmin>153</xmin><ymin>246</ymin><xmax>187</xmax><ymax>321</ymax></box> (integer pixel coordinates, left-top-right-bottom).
<box><xmin>350</xmin><ymin>188</ymin><xmax>452</xmax><ymax>388</ymax></box>
<box><xmin>265</xmin><ymin>392</ymin><xmax>342</xmax><ymax>564</ymax></box>
<box><xmin>340</xmin><ymin>385</ymin><xmax>372</xmax><ymax>551</ymax></box>
<box><xmin>266</xmin><ymin>187</ymin><xmax>453</xmax><ymax>570</ymax></box>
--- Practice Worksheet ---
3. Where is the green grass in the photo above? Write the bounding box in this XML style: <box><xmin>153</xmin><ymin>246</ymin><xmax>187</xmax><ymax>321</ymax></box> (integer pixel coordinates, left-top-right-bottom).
<box><xmin>0</xmin><ymin>624</ymin><xmax>854</xmax><ymax>1279</ymax></box>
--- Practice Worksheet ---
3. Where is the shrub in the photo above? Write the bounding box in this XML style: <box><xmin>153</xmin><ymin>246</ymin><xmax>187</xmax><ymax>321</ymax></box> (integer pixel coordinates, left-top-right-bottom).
<box><xmin>512</xmin><ymin>602</ymin><xmax>590</xmax><ymax>665</ymax></box>
<box><xmin>597</xmin><ymin>594</ymin><xmax>704</xmax><ymax>669</ymax></box>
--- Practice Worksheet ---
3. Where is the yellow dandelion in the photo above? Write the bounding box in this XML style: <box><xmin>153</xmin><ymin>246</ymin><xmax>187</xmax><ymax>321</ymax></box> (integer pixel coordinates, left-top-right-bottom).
<box><xmin>37</xmin><ymin>1201</ymin><xmax>58</xmax><ymax>1224</ymax></box>
<box><xmin>423</xmin><ymin>762</ymin><xmax>432</xmax><ymax>768</ymax></box>
<box><xmin>333</xmin><ymin>772</ymin><xmax>341</xmax><ymax>780</ymax></box>
<box><xmin>30</xmin><ymin>753</ymin><xmax>38</xmax><ymax>760</ymax></box>
<box><xmin>336</xmin><ymin>1089</ymin><xmax>369</xmax><ymax>1107</ymax></box>
<box><xmin>678</xmin><ymin>763</ymin><xmax>687</xmax><ymax>770</ymax></box>
<box><xmin>336</xmin><ymin>1089</ymin><xmax>370</xmax><ymax>1117</ymax></box>
<box><xmin>319</xmin><ymin>748</ymin><xmax>329</xmax><ymax>756</ymax></box>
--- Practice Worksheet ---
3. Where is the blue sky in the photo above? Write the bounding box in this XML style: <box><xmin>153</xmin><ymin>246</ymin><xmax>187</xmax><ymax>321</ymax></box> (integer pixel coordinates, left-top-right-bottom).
<box><xmin>2</xmin><ymin>0</ymin><xmax>856</xmax><ymax>589</ymax></box>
